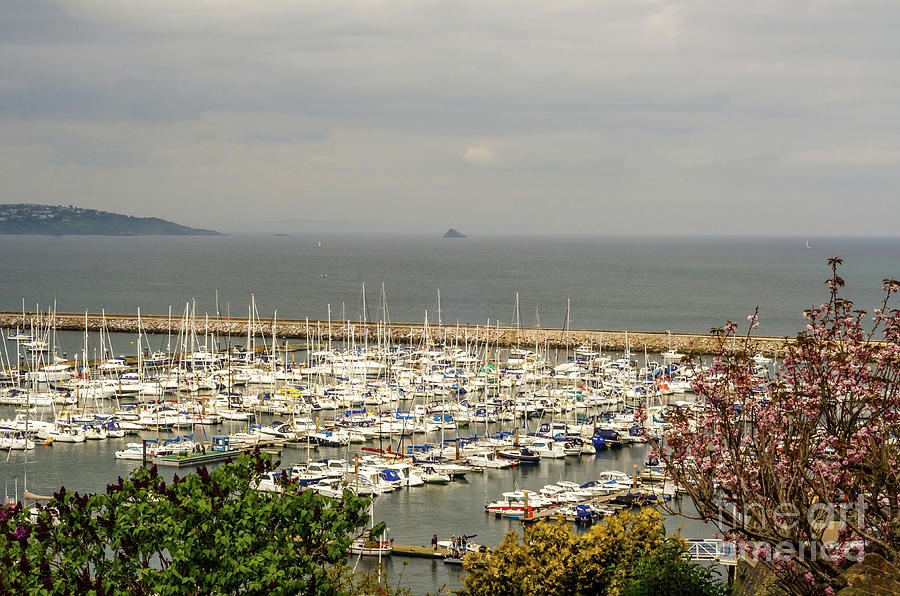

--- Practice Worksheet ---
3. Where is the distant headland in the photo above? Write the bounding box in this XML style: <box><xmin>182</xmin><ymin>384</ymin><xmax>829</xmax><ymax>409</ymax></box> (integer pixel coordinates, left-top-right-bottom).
<box><xmin>443</xmin><ymin>228</ymin><xmax>466</xmax><ymax>238</ymax></box>
<box><xmin>0</xmin><ymin>204</ymin><xmax>219</xmax><ymax>236</ymax></box>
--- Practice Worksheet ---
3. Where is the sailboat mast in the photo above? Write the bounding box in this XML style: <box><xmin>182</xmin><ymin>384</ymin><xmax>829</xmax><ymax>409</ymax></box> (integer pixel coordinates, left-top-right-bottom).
<box><xmin>380</xmin><ymin>282</ymin><xmax>390</xmax><ymax>324</ymax></box>
<box><xmin>215</xmin><ymin>289</ymin><xmax>220</xmax><ymax>351</ymax></box>
<box><xmin>362</xmin><ymin>283</ymin><xmax>368</xmax><ymax>354</ymax></box>
<box><xmin>137</xmin><ymin>307</ymin><xmax>143</xmax><ymax>380</ymax></box>
<box><xmin>514</xmin><ymin>292</ymin><xmax>520</xmax><ymax>346</ymax></box>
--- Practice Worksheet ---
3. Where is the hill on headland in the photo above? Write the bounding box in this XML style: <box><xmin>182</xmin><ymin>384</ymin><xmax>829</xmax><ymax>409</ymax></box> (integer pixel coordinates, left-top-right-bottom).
<box><xmin>0</xmin><ymin>204</ymin><xmax>219</xmax><ymax>236</ymax></box>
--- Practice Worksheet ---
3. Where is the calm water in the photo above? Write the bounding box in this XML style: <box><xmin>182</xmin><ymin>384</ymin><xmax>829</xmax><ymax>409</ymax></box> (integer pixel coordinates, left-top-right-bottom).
<box><xmin>0</xmin><ymin>411</ymin><xmax>667</xmax><ymax>595</ymax></box>
<box><xmin>2</xmin><ymin>234</ymin><xmax>898</xmax><ymax>335</ymax></box>
<box><xmin>2</xmin><ymin>234</ymin><xmax>898</xmax><ymax>593</ymax></box>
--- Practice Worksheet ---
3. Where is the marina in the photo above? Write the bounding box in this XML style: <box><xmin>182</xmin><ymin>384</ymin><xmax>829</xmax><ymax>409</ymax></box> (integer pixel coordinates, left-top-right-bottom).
<box><xmin>0</xmin><ymin>412</ymin><xmax>675</xmax><ymax>593</ymax></box>
<box><xmin>3</xmin><ymin>0</ymin><xmax>897</xmax><ymax>588</ymax></box>
<box><xmin>1</xmin><ymin>235</ymin><xmax>895</xmax><ymax>593</ymax></box>
<box><xmin>0</xmin><ymin>311</ymin><xmax>708</xmax><ymax>593</ymax></box>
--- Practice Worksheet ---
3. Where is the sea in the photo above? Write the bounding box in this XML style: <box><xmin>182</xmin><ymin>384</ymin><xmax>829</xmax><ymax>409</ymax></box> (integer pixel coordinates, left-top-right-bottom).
<box><xmin>1</xmin><ymin>233</ymin><xmax>898</xmax><ymax>593</ymax></box>
<box><xmin>2</xmin><ymin>234</ymin><xmax>899</xmax><ymax>335</ymax></box>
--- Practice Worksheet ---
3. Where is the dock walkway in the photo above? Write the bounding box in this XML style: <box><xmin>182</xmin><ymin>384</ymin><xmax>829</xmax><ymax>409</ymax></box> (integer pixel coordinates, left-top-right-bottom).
<box><xmin>150</xmin><ymin>439</ymin><xmax>286</xmax><ymax>467</ymax></box>
<box><xmin>390</xmin><ymin>544</ymin><xmax>449</xmax><ymax>559</ymax></box>
<box><xmin>387</xmin><ymin>539</ymin><xmax>739</xmax><ymax>566</ymax></box>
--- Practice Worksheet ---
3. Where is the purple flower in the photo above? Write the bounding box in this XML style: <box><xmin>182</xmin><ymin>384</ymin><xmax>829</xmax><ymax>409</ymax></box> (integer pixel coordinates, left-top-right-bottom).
<box><xmin>13</xmin><ymin>524</ymin><xmax>30</xmax><ymax>540</ymax></box>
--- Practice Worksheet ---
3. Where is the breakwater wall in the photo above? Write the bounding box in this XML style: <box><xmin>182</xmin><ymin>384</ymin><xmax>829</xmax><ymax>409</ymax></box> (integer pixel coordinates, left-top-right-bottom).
<box><xmin>0</xmin><ymin>312</ymin><xmax>792</xmax><ymax>357</ymax></box>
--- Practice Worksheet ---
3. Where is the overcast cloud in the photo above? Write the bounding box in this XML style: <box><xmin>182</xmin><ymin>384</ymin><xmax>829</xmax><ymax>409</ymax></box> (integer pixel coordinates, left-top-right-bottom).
<box><xmin>1</xmin><ymin>1</ymin><xmax>898</xmax><ymax>235</ymax></box>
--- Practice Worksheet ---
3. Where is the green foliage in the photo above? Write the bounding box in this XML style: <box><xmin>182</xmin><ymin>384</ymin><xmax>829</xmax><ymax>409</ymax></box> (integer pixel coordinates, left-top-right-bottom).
<box><xmin>623</xmin><ymin>540</ymin><xmax>728</xmax><ymax>596</ymax></box>
<box><xmin>327</xmin><ymin>560</ymin><xmax>419</xmax><ymax>596</ymax></box>
<box><xmin>463</xmin><ymin>508</ymin><xmax>727</xmax><ymax>596</ymax></box>
<box><xmin>0</xmin><ymin>452</ymin><xmax>371</xmax><ymax>595</ymax></box>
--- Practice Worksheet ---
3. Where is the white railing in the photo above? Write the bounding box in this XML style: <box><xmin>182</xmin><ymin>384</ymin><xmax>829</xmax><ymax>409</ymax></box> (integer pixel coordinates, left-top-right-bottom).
<box><xmin>686</xmin><ymin>539</ymin><xmax>738</xmax><ymax>566</ymax></box>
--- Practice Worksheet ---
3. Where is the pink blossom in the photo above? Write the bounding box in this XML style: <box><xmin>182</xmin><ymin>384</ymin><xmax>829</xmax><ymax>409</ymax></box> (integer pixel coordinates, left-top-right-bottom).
<box><xmin>656</xmin><ymin>260</ymin><xmax>900</xmax><ymax>594</ymax></box>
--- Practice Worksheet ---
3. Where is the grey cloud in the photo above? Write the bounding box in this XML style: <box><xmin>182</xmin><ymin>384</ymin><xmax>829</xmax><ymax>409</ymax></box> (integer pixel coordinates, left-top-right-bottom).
<box><xmin>240</xmin><ymin>132</ymin><xmax>328</xmax><ymax>144</ymax></box>
<box><xmin>1</xmin><ymin>1</ymin><xmax>899</xmax><ymax>235</ymax></box>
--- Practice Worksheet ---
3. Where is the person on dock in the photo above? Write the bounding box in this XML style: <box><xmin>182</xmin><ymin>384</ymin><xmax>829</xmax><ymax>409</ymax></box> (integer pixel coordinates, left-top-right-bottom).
<box><xmin>432</xmin><ymin>534</ymin><xmax>438</xmax><ymax>551</ymax></box>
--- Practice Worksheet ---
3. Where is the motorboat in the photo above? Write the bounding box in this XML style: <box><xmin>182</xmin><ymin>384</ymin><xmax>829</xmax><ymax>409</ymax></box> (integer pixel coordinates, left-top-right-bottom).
<box><xmin>467</xmin><ymin>450</ymin><xmax>513</xmax><ymax>469</ymax></box>
<box><xmin>484</xmin><ymin>490</ymin><xmax>549</xmax><ymax>517</ymax></box>
<box><xmin>256</xmin><ymin>421</ymin><xmax>298</xmax><ymax>441</ymax></box>
<box><xmin>115</xmin><ymin>443</ymin><xmax>150</xmax><ymax>460</ymax></box>
<box><xmin>529</xmin><ymin>439</ymin><xmax>566</xmax><ymax>459</ymax></box>
<box><xmin>497</xmin><ymin>447</ymin><xmax>540</xmax><ymax>464</ymax></box>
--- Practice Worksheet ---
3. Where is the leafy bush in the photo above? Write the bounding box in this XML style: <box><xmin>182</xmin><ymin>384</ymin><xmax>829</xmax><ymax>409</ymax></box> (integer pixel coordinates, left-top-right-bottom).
<box><xmin>0</xmin><ymin>452</ymin><xmax>373</xmax><ymax>595</ymax></box>
<box><xmin>462</xmin><ymin>508</ymin><xmax>725</xmax><ymax>596</ymax></box>
<box><xmin>623</xmin><ymin>540</ymin><xmax>728</xmax><ymax>596</ymax></box>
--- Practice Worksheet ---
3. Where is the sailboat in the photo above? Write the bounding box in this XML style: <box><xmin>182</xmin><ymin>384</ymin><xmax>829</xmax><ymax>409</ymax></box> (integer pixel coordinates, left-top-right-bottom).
<box><xmin>660</xmin><ymin>330</ymin><xmax>684</xmax><ymax>361</ymax></box>
<box><xmin>0</xmin><ymin>428</ymin><xmax>34</xmax><ymax>450</ymax></box>
<box><xmin>347</xmin><ymin>495</ymin><xmax>392</xmax><ymax>556</ymax></box>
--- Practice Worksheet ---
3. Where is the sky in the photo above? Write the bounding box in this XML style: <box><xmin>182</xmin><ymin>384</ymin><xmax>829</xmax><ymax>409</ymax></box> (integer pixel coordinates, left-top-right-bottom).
<box><xmin>1</xmin><ymin>1</ymin><xmax>899</xmax><ymax>236</ymax></box>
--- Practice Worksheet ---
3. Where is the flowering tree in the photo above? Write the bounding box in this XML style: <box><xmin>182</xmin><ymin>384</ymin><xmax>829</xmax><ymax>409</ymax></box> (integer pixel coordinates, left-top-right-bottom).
<box><xmin>655</xmin><ymin>259</ymin><xmax>900</xmax><ymax>594</ymax></box>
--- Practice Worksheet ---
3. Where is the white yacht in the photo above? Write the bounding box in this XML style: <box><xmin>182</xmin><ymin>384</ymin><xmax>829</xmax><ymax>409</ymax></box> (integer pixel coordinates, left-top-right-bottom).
<box><xmin>466</xmin><ymin>450</ymin><xmax>512</xmax><ymax>469</ymax></box>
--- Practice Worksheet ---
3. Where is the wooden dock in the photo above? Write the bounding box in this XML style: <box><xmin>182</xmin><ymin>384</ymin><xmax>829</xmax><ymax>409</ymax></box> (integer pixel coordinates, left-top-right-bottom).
<box><xmin>390</xmin><ymin>544</ymin><xmax>450</xmax><ymax>559</ymax></box>
<box><xmin>152</xmin><ymin>440</ymin><xmax>285</xmax><ymax>467</ymax></box>
<box><xmin>155</xmin><ymin>449</ymin><xmax>242</xmax><ymax>468</ymax></box>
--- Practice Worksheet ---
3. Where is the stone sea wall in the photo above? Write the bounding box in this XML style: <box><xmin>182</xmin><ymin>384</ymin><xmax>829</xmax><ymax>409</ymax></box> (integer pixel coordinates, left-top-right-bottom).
<box><xmin>1</xmin><ymin>312</ymin><xmax>794</xmax><ymax>357</ymax></box>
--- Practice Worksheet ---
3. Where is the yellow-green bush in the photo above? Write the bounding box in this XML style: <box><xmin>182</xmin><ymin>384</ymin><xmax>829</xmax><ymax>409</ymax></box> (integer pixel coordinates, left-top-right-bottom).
<box><xmin>463</xmin><ymin>508</ymin><xmax>708</xmax><ymax>596</ymax></box>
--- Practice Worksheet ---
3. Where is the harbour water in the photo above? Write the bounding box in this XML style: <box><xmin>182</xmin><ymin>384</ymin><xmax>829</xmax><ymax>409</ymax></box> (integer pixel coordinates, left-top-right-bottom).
<box><xmin>1</xmin><ymin>234</ymin><xmax>898</xmax><ymax>336</ymax></box>
<box><xmin>2</xmin><ymin>233</ymin><xmax>898</xmax><ymax>593</ymax></box>
<box><xmin>0</xmin><ymin>402</ymin><xmax>671</xmax><ymax>595</ymax></box>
